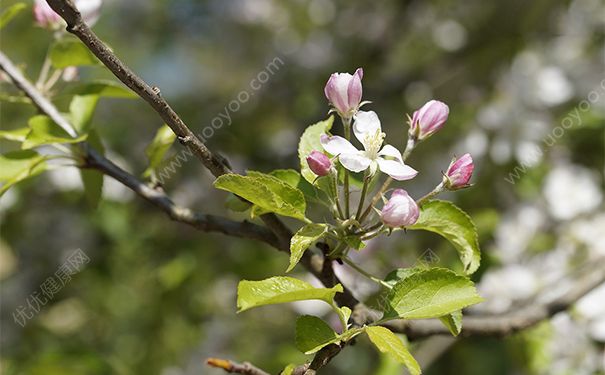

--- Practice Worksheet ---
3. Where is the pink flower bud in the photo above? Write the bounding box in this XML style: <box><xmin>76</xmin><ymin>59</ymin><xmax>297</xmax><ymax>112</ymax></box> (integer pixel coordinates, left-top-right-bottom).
<box><xmin>34</xmin><ymin>0</ymin><xmax>102</xmax><ymax>29</ymax></box>
<box><xmin>410</xmin><ymin>100</ymin><xmax>449</xmax><ymax>140</ymax></box>
<box><xmin>324</xmin><ymin>68</ymin><xmax>363</xmax><ymax>118</ymax></box>
<box><xmin>445</xmin><ymin>153</ymin><xmax>474</xmax><ymax>189</ymax></box>
<box><xmin>380</xmin><ymin>189</ymin><xmax>419</xmax><ymax>227</ymax></box>
<box><xmin>306</xmin><ymin>151</ymin><xmax>332</xmax><ymax>177</ymax></box>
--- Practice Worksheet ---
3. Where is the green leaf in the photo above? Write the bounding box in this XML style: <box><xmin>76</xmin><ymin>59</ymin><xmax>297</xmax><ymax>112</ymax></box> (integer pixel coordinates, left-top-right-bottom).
<box><xmin>366</xmin><ymin>326</ymin><xmax>421</xmax><ymax>375</ymax></box>
<box><xmin>298</xmin><ymin>116</ymin><xmax>333</xmax><ymax>184</ymax></box>
<box><xmin>49</xmin><ymin>38</ymin><xmax>99</xmax><ymax>68</ymax></box>
<box><xmin>270</xmin><ymin>169</ymin><xmax>301</xmax><ymax>187</ymax></box>
<box><xmin>80</xmin><ymin>130</ymin><xmax>104</xmax><ymax>208</ymax></box>
<box><xmin>0</xmin><ymin>150</ymin><xmax>48</xmax><ymax>196</ymax></box>
<box><xmin>383</xmin><ymin>267</ymin><xmax>425</xmax><ymax>288</ymax></box>
<box><xmin>70</xmin><ymin>95</ymin><xmax>99</xmax><ymax>133</ymax></box>
<box><xmin>0</xmin><ymin>2</ymin><xmax>27</xmax><ymax>30</ymax></box>
<box><xmin>288</xmin><ymin>223</ymin><xmax>328</xmax><ymax>272</ymax></box>
<box><xmin>281</xmin><ymin>364</ymin><xmax>296</xmax><ymax>375</ymax></box>
<box><xmin>22</xmin><ymin>115</ymin><xmax>86</xmax><ymax>150</ymax></box>
<box><xmin>70</xmin><ymin>80</ymin><xmax>137</xmax><ymax>98</ymax></box>
<box><xmin>408</xmin><ymin>200</ymin><xmax>481</xmax><ymax>274</ymax></box>
<box><xmin>439</xmin><ymin>310</ymin><xmax>463</xmax><ymax>336</ymax></box>
<box><xmin>343</xmin><ymin>235</ymin><xmax>366</xmax><ymax>251</ymax></box>
<box><xmin>295</xmin><ymin>315</ymin><xmax>339</xmax><ymax>354</ymax></box>
<box><xmin>143</xmin><ymin>124</ymin><xmax>176</xmax><ymax>178</ymax></box>
<box><xmin>237</xmin><ymin>276</ymin><xmax>342</xmax><ymax>313</ymax></box>
<box><xmin>0</xmin><ymin>127</ymin><xmax>29</xmax><ymax>142</ymax></box>
<box><xmin>225</xmin><ymin>193</ymin><xmax>251</xmax><ymax>212</ymax></box>
<box><xmin>383</xmin><ymin>268</ymin><xmax>483</xmax><ymax>320</ymax></box>
<box><xmin>215</xmin><ymin>173</ymin><xmax>307</xmax><ymax>221</ymax></box>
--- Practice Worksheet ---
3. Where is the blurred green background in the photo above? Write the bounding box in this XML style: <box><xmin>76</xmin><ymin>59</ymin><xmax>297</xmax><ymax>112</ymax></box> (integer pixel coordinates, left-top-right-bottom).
<box><xmin>1</xmin><ymin>0</ymin><xmax>604</xmax><ymax>374</ymax></box>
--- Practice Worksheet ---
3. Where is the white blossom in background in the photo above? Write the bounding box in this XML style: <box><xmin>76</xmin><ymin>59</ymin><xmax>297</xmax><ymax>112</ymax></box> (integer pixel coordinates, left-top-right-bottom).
<box><xmin>494</xmin><ymin>204</ymin><xmax>546</xmax><ymax>263</ymax></box>
<box><xmin>475</xmin><ymin>264</ymin><xmax>538</xmax><ymax>313</ymax></box>
<box><xmin>543</xmin><ymin>164</ymin><xmax>602</xmax><ymax>220</ymax></box>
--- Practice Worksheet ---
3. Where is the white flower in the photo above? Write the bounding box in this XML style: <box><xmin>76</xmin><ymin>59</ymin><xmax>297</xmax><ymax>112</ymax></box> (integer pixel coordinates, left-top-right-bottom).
<box><xmin>320</xmin><ymin>111</ymin><xmax>418</xmax><ymax>180</ymax></box>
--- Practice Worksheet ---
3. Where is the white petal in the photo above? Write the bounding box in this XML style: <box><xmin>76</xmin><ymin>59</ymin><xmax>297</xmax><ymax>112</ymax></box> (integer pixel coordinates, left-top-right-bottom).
<box><xmin>353</xmin><ymin>111</ymin><xmax>381</xmax><ymax>144</ymax></box>
<box><xmin>377</xmin><ymin>158</ymin><xmax>418</xmax><ymax>181</ymax></box>
<box><xmin>340</xmin><ymin>153</ymin><xmax>371</xmax><ymax>173</ymax></box>
<box><xmin>321</xmin><ymin>135</ymin><xmax>359</xmax><ymax>156</ymax></box>
<box><xmin>378</xmin><ymin>144</ymin><xmax>403</xmax><ymax>163</ymax></box>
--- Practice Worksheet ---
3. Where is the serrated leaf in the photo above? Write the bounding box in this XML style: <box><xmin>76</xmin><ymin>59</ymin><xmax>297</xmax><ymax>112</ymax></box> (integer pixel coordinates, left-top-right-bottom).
<box><xmin>143</xmin><ymin>124</ymin><xmax>176</xmax><ymax>178</ymax></box>
<box><xmin>237</xmin><ymin>276</ymin><xmax>342</xmax><ymax>313</ymax></box>
<box><xmin>408</xmin><ymin>200</ymin><xmax>481</xmax><ymax>274</ymax></box>
<box><xmin>215</xmin><ymin>173</ymin><xmax>307</xmax><ymax>221</ymax></box>
<box><xmin>70</xmin><ymin>80</ymin><xmax>137</xmax><ymax>98</ymax></box>
<box><xmin>0</xmin><ymin>127</ymin><xmax>29</xmax><ymax>142</ymax></box>
<box><xmin>366</xmin><ymin>326</ymin><xmax>421</xmax><ymax>375</ymax></box>
<box><xmin>383</xmin><ymin>268</ymin><xmax>483</xmax><ymax>320</ymax></box>
<box><xmin>383</xmin><ymin>267</ymin><xmax>425</xmax><ymax>288</ymax></box>
<box><xmin>439</xmin><ymin>310</ymin><xmax>462</xmax><ymax>336</ymax></box>
<box><xmin>49</xmin><ymin>38</ymin><xmax>99</xmax><ymax>68</ymax></box>
<box><xmin>298</xmin><ymin>116</ymin><xmax>333</xmax><ymax>184</ymax></box>
<box><xmin>0</xmin><ymin>3</ymin><xmax>27</xmax><ymax>30</ymax></box>
<box><xmin>70</xmin><ymin>95</ymin><xmax>99</xmax><ymax>133</ymax></box>
<box><xmin>287</xmin><ymin>223</ymin><xmax>328</xmax><ymax>272</ymax></box>
<box><xmin>22</xmin><ymin>115</ymin><xmax>86</xmax><ymax>150</ymax></box>
<box><xmin>270</xmin><ymin>169</ymin><xmax>301</xmax><ymax>187</ymax></box>
<box><xmin>295</xmin><ymin>315</ymin><xmax>339</xmax><ymax>354</ymax></box>
<box><xmin>0</xmin><ymin>150</ymin><xmax>48</xmax><ymax>196</ymax></box>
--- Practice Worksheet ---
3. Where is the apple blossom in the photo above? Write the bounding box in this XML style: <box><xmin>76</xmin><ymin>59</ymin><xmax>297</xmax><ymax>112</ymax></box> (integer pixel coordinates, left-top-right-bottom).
<box><xmin>444</xmin><ymin>153</ymin><xmax>474</xmax><ymax>189</ymax></box>
<box><xmin>409</xmin><ymin>100</ymin><xmax>449</xmax><ymax>141</ymax></box>
<box><xmin>324</xmin><ymin>68</ymin><xmax>363</xmax><ymax>118</ymax></box>
<box><xmin>34</xmin><ymin>0</ymin><xmax>102</xmax><ymax>29</ymax></box>
<box><xmin>380</xmin><ymin>189</ymin><xmax>419</xmax><ymax>227</ymax></box>
<box><xmin>321</xmin><ymin>111</ymin><xmax>417</xmax><ymax>180</ymax></box>
<box><xmin>306</xmin><ymin>151</ymin><xmax>332</xmax><ymax>177</ymax></box>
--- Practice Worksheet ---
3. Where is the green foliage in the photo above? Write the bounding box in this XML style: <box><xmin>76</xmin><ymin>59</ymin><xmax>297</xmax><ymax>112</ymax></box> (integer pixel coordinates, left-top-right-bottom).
<box><xmin>22</xmin><ymin>115</ymin><xmax>87</xmax><ymax>150</ymax></box>
<box><xmin>215</xmin><ymin>172</ymin><xmax>307</xmax><ymax>221</ymax></box>
<box><xmin>143</xmin><ymin>124</ymin><xmax>176</xmax><ymax>178</ymax></box>
<box><xmin>0</xmin><ymin>127</ymin><xmax>29</xmax><ymax>142</ymax></box>
<box><xmin>365</xmin><ymin>326</ymin><xmax>420</xmax><ymax>375</ymax></box>
<box><xmin>237</xmin><ymin>276</ymin><xmax>342</xmax><ymax>312</ymax></box>
<box><xmin>382</xmin><ymin>268</ymin><xmax>482</xmax><ymax>320</ymax></box>
<box><xmin>0</xmin><ymin>2</ymin><xmax>26</xmax><ymax>30</ymax></box>
<box><xmin>49</xmin><ymin>38</ymin><xmax>100</xmax><ymax>68</ymax></box>
<box><xmin>69</xmin><ymin>80</ymin><xmax>137</xmax><ymax>98</ymax></box>
<box><xmin>295</xmin><ymin>315</ymin><xmax>339</xmax><ymax>354</ymax></box>
<box><xmin>409</xmin><ymin>200</ymin><xmax>481</xmax><ymax>274</ymax></box>
<box><xmin>298</xmin><ymin>116</ymin><xmax>333</xmax><ymax>184</ymax></box>
<box><xmin>0</xmin><ymin>150</ymin><xmax>48</xmax><ymax>196</ymax></box>
<box><xmin>439</xmin><ymin>310</ymin><xmax>463</xmax><ymax>336</ymax></box>
<box><xmin>287</xmin><ymin>223</ymin><xmax>328</xmax><ymax>272</ymax></box>
<box><xmin>70</xmin><ymin>95</ymin><xmax>99</xmax><ymax>134</ymax></box>
<box><xmin>80</xmin><ymin>130</ymin><xmax>105</xmax><ymax>208</ymax></box>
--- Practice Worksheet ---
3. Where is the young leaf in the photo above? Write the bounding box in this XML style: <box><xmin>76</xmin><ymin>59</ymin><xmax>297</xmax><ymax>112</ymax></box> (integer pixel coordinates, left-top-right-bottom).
<box><xmin>439</xmin><ymin>310</ymin><xmax>463</xmax><ymax>336</ymax></box>
<box><xmin>70</xmin><ymin>80</ymin><xmax>137</xmax><ymax>98</ymax></box>
<box><xmin>69</xmin><ymin>95</ymin><xmax>99</xmax><ymax>133</ymax></box>
<box><xmin>224</xmin><ymin>193</ymin><xmax>251</xmax><ymax>212</ymax></box>
<box><xmin>49</xmin><ymin>38</ymin><xmax>99</xmax><ymax>68</ymax></box>
<box><xmin>408</xmin><ymin>200</ymin><xmax>481</xmax><ymax>274</ymax></box>
<box><xmin>143</xmin><ymin>124</ymin><xmax>176</xmax><ymax>178</ymax></box>
<box><xmin>0</xmin><ymin>2</ymin><xmax>26</xmax><ymax>30</ymax></box>
<box><xmin>366</xmin><ymin>326</ymin><xmax>421</xmax><ymax>375</ymax></box>
<box><xmin>287</xmin><ymin>223</ymin><xmax>328</xmax><ymax>272</ymax></box>
<box><xmin>0</xmin><ymin>127</ymin><xmax>29</xmax><ymax>142</ymax></box>
<box><xmin>298</xmin><ymin>116</ymin><xmax>333</xmax><ymax>184</ymax></box>
<box><xmin>383</xmin><ymin>268</ymin><xmax>483</xmax><ymax>320</ymax></box>
<box><xmin>22</xmin><ymin>115</ymin><xmax>87</xmax><ymax>150</ymax></box>
<box><xmin>295</xmin><ymin>315</ymin><xmax>339</xmax><ymax>354</ymax></box>
<box><xmin>0</xmin><ymin>150</ymin><xmax>48</xmax><ymax>196</ymax></box>
<box><xmin>269</xmin><ymin>169</ymin><xmax>301</xmax><ymax>187</ymax></box>
<box><xmin>214</xmin><ymin>173</ymin><xmax>307</xmax><ymax>221</ymax></box>
<box><xmin>237</xmin><ymin>276</ymin><xmax>342</xmax><ymax>312</ymax></box>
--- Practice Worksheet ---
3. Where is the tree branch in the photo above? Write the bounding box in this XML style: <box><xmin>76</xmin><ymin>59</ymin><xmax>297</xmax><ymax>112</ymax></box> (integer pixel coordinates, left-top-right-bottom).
<box><xmin>0</xmin><ymin>50</ymin><xmax>280</xmax><ymax>249</ymax></box>
<box><xmin>206</xmin><ymin>358</ymin><xmax>271</xmax><ymax>375</ymax></box>
<box><xmin>384</xmin><ymin>257</ymin><xmax>605</xmax><ymax>338</ymax></box>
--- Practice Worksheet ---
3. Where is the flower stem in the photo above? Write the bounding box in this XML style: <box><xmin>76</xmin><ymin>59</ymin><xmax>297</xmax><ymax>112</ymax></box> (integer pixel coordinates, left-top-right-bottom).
<box><xmin>343</xmin><ymin>257</ymin><xmax>391</xmax><ymax>289</ymax></box>
<box><xmin>416</xmin><ymin>182</ymin><xmax>444</xmax><ymax>205</ymax></box>
<box><xmin>355</xmin><ymin>172</ymin><xmax>371</xmax><ymax>221</ymax></box>
<box><xmin>331</xmin><ymin>173</ymin><xmax>345</xmax><ymax>219</ymax></box>
<box><xmin>342</xmin><ymin>116</ymin><xmax>352</xmax><ymax>218</ymax></box>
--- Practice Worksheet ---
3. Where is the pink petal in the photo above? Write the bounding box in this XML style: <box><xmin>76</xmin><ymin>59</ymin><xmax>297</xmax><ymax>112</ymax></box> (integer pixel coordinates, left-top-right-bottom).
<box><xmin>339</xmin><ymin>152</ymin><xmax>372</xmax><ymax>173</ymax></box>
<box><xmin>320</xmin><ymin>134</ymin><xmax>359</xmax><ymax>156</ymax></box>
<box><xmin>377</xmin><ymin>144</ymin><xmax>403</xmax><ymax>163</ymax></box>
<box><xmin>377</xmin><ymin>159</ymin><xmax>418</xmax><ymax>181</ymax></box>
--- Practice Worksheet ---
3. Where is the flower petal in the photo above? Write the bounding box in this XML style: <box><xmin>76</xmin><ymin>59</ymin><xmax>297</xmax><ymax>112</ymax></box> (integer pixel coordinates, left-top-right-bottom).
<box><xmin>353</xmin><ymin>111</ymin><xmax>381</xmax><ymax>145</ymax></box>
<box><xmin>377</xmin><ymin>158</ymin><xmax>418</xmax><ymax>181</ymax></box>
<box><xmin>320</xmin><ymin>134</ymin><xmax>358</xmax><ymax>155</ymax></box>
<box><xmin>378</xmin><ymin>144</ymin><xmax>403</xmax><ymax>163</ymax></box>
<box><xmin>340</xmin><ymin>152</ymin><xmax>372</xmax><ymax>173</ymax></box>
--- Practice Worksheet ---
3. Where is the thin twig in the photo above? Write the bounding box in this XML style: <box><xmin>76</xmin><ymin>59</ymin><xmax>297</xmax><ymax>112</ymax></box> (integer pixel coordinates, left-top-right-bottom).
<box><xmin>206</xmin><ymin>358</ymin><xmax>271</xmax><ymax>375</ymax></box>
